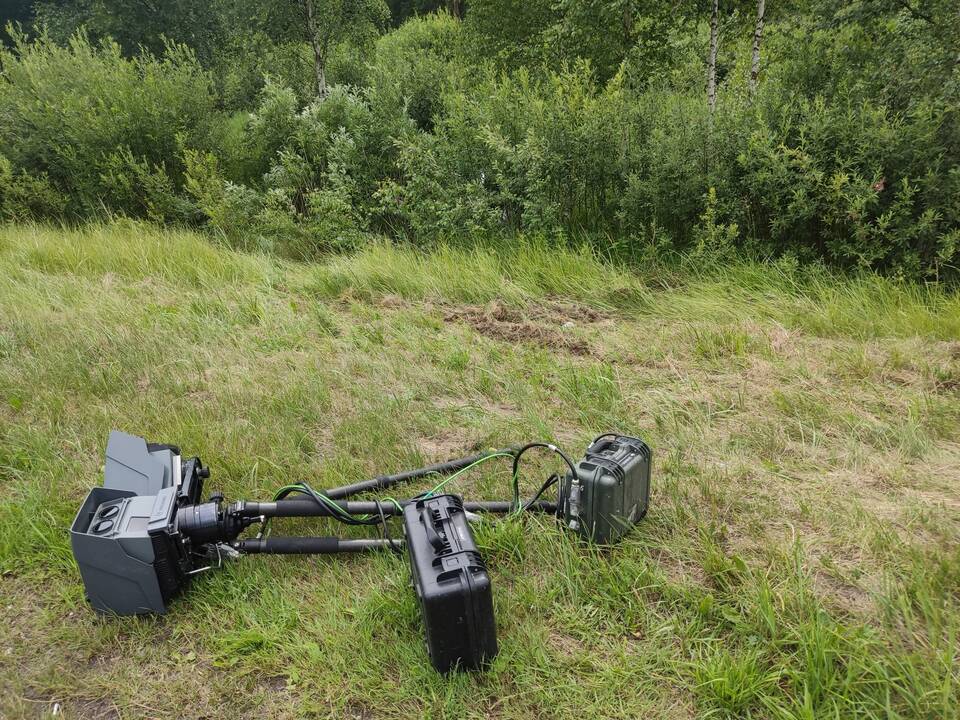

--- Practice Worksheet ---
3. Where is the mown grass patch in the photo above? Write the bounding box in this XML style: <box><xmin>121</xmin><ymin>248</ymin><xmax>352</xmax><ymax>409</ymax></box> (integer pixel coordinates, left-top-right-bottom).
<box><xmin>0</xmin><ymin>223</ymin><xmax>958</xmax><ymax>719</ymax></box>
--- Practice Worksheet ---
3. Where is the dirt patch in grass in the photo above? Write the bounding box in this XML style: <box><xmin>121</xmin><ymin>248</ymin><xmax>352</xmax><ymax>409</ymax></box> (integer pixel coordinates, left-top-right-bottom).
<box><xmin>546</xmin><ymin>629</ymin><xmax>587</xmax><ymax>659</ymax></box>
<box><xmin>381</xmin><ymin>295</ymin><xmax>609</xmax><ymax>323</ymax></box>
<box><xmin>443</xmin><ymin>301</ymin><xmax>597</xmax><ymax>356</ymax></box>
<box><xmin>74</xmin><ymin>698</ymin><xmax>122</xmax><ymax>720</ymax></box>
<box><xmin>376</xmin><ymin>294</ymin><xmax>412</xmax><ymax>310</ymax></box>
<box><xmin>766</xmin><ymin>323</ymin><xmax>803</xmax><ymax>358</ymax></box>
<box><xmin>416</xmin><ymin>426</ymin><xmax>476</xmax><ymax>459</ymax></box>
<box><xmin>812</xmin><ymin>570</ymin><xmax>875</xmax><ymax>618</ymax></box>
<box><xmin>257</xmin><ymin>674</ymin><xmax>290</xmax><ymax>694</ymax></box>
<box><xmin>907</xmin><ymin>486</ymin><xmax>960</xmax><ymax>513</ymax></box>
<box><xmin>529</xmin><ymin>299</ymin><xmax>610</xmax><ymax>324</ymax></box>
<box><xmin>934</xmin><ymin>371</ymin><xmax>960</xmax><ymax>392</ymax></box>
<box><xmin>652</xmin><ymin>549</ymin><xmax>711</xmax><ymax>589</ymax></box>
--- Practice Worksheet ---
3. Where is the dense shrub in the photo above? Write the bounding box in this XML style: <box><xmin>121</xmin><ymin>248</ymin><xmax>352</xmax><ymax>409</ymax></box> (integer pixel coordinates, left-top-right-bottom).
<box><xmin>187</xmin><ymin>81</ymin><xmax>412</xmax><ymax>257</ymax></box>
<box><xmin>0</xmin><ymin>4</ymin><xmax>957</xmax><ymax>278</ymax></box>
<box><xmin>0</xmin><ymin>31</ymin><xmax>218</xmax><ymax>222</ymax></box>
<box><xmin>366</xmin><ymin>13</ymin><xmax>462</xmax><ymax>132</ymax></box>
<box><xmin>378</xmin><ymin>64</ymin><xmax>626</xmax><ymax>240</ymax></box>
<box><xmin>187</xmin><ymin>15</ymin><xmax>460</xmax><ymax>256</ymax></box>
<box><xmin>733</xmin><ymin>94</ymin><xmax>960</xmax><ymax>276</ymax></box>
<box><xmin>213</xmin><ymin>33</ymin><xmax>315</xmax><ymax>111</ymax></box>
<box><xmin>0</xmin><ymin>155</ymin><xmax>66</xmax><ymax>221</ymax></box>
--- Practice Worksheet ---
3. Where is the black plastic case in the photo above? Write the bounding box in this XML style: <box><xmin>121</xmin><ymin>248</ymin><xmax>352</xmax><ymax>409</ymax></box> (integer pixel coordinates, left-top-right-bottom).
<box><xmin>561</xmin><ymin>434</ymin><xmax>651</xmax><ymax>543</ymax></box>
<box><xmin>403</xmin><ymin>494</ymin><xmax>498</xmax><ymax>672</ymax></box>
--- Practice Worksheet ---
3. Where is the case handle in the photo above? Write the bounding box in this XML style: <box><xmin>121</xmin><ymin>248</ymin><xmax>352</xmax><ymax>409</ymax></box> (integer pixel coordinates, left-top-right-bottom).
<box><xmin>420</xmin><ymin>507</ymin><xmax>446</xmax><ymax>550</ymax></box>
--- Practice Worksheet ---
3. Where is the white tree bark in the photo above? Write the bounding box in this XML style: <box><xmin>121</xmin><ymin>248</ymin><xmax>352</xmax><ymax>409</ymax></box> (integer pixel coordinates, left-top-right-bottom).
<box><xmin>303</xmin><ymin>0</ymin><xmax>328</xmax><ymax>98</ymax></box>
<box><xmin>707</xmin><ymin>0</ymin><xmax>719</xmax><ymax>112</ymax></box>
<box><xmin>749</xmin><ymin>0</ymin><xmax>766</xmax><ymax>98</ymax></box>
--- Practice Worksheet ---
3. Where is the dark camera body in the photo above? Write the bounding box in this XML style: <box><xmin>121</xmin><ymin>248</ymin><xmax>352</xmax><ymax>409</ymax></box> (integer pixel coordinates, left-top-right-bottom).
<box><xmin>71</xmin><ymin>485</ymin><xmax>190</xmax><ymax>614</ymax></box>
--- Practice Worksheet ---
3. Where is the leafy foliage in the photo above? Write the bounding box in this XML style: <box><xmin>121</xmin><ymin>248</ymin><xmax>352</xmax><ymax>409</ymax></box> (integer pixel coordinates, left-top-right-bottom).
<box><xmin>0</xmin><ymin>30</ymin><xmax>218</xmax><ymax>221</ymax></box>
<box><xmin>0</xmin><ymin>0</ymin><xmax>958</xmax><ymax>277</ymax></box>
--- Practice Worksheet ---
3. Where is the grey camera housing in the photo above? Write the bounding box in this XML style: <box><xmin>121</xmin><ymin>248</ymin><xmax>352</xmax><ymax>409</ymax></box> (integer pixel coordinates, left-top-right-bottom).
<box><xmin>70</xmin><ymin>432</ymin><xmax>191</xmax><ymax>615</ymax></box>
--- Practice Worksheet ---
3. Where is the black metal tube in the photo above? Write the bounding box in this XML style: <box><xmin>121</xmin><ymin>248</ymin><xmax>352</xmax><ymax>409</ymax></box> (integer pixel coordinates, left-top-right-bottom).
<box><xmin>234</xmin><ymin>537</ymin><xmax>397</xmax><ymax>554</ymax></box>
<box><xmin>466</xmin><ymin>500</ymin><xmax>557</xmax><ymax>514</ymax></box>
<box><xmin>321</xmin><ymin>448</ymin><xmax>516</xmax><ymax>499</ymax></box>
<box><xmin>238</xmin><ymin>498</ymin><xmax>557</xmax><ymax>518</ymax></box>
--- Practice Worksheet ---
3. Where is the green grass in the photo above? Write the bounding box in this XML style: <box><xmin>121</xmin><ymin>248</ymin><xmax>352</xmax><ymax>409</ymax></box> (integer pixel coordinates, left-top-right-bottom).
<box><xmin>1</xmin><ymin>222</ymin><xmax>958</xmax><ymax>719</ymax></box>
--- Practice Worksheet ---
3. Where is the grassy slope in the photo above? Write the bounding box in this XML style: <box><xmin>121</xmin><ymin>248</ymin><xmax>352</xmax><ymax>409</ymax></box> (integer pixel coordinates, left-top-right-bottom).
<box><xmin>0</xmin><ymin>223</ymin><xmax>958</xmax><ymax>719</ymax></box>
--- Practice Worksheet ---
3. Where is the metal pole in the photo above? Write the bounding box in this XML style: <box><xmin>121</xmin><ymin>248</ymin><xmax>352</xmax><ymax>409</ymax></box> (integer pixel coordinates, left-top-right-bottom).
<box><xmin>234</xmin><ymin>537</ymin><xmax>398</xmax><ymax>554</ymax></box>
<box><xmin>236</xmin><ymin>499</ymin><xmax>557</xmax><ymax>518</ymax></box>
<box><xmin>321</xmin><ymin>448</ymin><xmax>516</xmax><ymax>499</ymax></box>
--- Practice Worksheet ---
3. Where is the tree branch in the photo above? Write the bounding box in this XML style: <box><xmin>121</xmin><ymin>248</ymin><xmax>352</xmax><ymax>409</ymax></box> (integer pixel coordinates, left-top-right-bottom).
<box><xmin>894</xmin><ymin>0</ymin><xmax>935</xmax><ymax>25</ymax></box>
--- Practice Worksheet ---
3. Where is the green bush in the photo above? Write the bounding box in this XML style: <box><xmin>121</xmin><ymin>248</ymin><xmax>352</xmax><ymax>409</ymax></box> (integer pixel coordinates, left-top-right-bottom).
<box><xmin>0</xmin><ymin>30</ymin><xmax>219</xmax><ymax>222</ymax></box>
<box><xmin>188</xmin><ymin>82</ymin><xmax>408</xmax><ymax>257</ymax></box>
<box><xmin>617</xmin><ymin>88</ymin><xmax>723</xmax><ymax>246</ymax></box>
<box><xmin>366</xmin><ymin>12</ymin><xmax>462</xmax><ymax>132</ymax></box>
<box><xmin>0</xmin><ymin>155</ymin><xmax>67</xmax><ymax>221</ymax></box>
<box><xmin>733</xmin><ymin>93</ymin><xmax>960</xmax><ymax>276</ymax></box>
<box><xmin>213</xmin><ymin>33</ymin><xmax>315</xmax><ymax>111</ymax></box>
<box><xmin>0</xmin><ymin>5</ymin><xmax>957</xmax><ymax>279</ymax></box>
<box><xmin>379</xmin><ymin>63</ymin><xmax>624</xmax><ymax>241</ymax></box>
<box><xmin>617</xmin><ymin>81</ymin><xmax>959</xmax><ymax>277</ymax></box>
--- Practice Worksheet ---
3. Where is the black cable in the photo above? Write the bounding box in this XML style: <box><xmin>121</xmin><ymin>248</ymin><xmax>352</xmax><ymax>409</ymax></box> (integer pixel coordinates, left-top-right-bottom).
<box><xmin>522</xmin><ymin>473</ymin><xmax>560</xmax><ymax>511</ymax></box>
<box><xmin>247</xmin><ymin>498</ymin><xmax>559</xmax><ymax>516</ymax></box>
<box><xmin>261</xmin><ymin>484</ymin><xmax>386</xmax><ymax>549</ymax></box>
<box><xmin>284</xmin><ymin>484</ymin><xmax>409</xmax><ymax>555</ymax></box>
<box><xmin>322</xmin><ymin>446</ymin><xmax>519</xmax><ymax>499</ymax></box>
<box><xmin>374</xmin><ymin>499</ymin><xmax>401</xmax><ymax>554</ymax></box>
<box><xmin>511</xmin><ymin>442</ymin><xmax>579</xmax><ymax>511</ymax></box>
<box><xmin>284</xmin><ymin>484</ymin><xmax>384</xmax><ymax>526</ymax></box>
<box><xmin>262</xmin><ymin>439</ymin><xmax>573</xmax><ymax>538</ymax></box>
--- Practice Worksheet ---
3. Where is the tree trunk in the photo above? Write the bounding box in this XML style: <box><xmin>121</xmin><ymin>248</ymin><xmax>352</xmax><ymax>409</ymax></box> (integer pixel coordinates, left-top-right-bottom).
<box><xmin>303</xmin><ymin>0</ymin><xmax>328</xmax><ymax>98</ymax></box>
<box><xmin>707</xmin><ymin>0</ymin><xmax>719</xmax><ymax>112</ymax></box>
<box><xmin>749</xmin><ymin>0</ymin><xmax>765</xmax><ymax>98</ymax></box>
<box><xmin>447</xmin><ymin>0</ymin><xmax>463</xmax><ymax>19</ymax></box>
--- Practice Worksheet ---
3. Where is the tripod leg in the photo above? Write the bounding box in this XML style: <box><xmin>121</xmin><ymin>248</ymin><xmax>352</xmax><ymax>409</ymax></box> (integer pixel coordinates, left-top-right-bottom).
<box><xmin>234</xmin><ymin>537</ymin><xmax>400</xmax><ymax>554</ymax></box>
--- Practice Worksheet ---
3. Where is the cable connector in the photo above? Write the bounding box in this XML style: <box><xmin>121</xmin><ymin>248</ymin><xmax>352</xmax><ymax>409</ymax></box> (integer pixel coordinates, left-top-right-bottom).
<box><xmin>567</xmin><ymin>481</ymin><xmax>581</xmax><ymax>532</ymax></box>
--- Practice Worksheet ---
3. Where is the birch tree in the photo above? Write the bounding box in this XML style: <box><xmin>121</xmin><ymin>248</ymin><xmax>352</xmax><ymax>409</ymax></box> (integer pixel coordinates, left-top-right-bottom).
<box><xmin>299</xmin><ymin>0</ymin><xmax>388</xmax><ymax>98</ymax></box>
<box><xmin>749</xmin><ymin>0</ymin><xmax>765</xmax><ymax>97</ymax></box>
<box><xmin>706</xmin><ymin>0</ymin><xmax>719</xmax><ymax>111</ymax></box>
